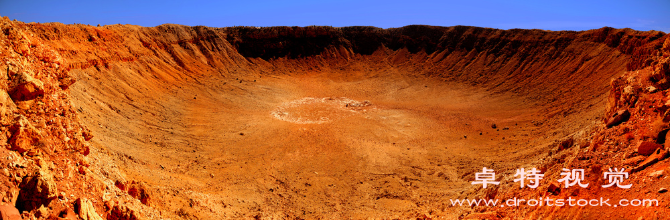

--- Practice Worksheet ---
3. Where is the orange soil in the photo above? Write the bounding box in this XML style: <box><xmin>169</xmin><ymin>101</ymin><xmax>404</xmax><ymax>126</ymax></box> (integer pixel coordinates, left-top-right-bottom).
<box><xmin>1</xmin><ymin>17</ymin><xmax>669</xmax><ymax>219</ymax></box>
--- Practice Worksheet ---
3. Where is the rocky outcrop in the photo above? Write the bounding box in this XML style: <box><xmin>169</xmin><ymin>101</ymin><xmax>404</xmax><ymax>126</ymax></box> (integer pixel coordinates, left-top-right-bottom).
<box><xmin>12</xmin><ymin>22</ymin><xmax>665</xmax><ymax>104</ymax></box>
<box><xmin>7</xmin><ymin>70</ymin><xmax>44</xmax><ymax>101</ymax></box>
<box><xmin>73</xmin><ymin>198</ymin><xmax>103</xmax><ymax>220</ymax></box>
<box><xmin>606</xmin><ymin>109</ymin><xmax>630</xmax><ymax>128</ymax></box>
<box><xmin>637</xmin><ymin>141</ymin><xmax>664</xmax><ymax>156</ymax></box>
<box><xmin>8</xmin><ymin>115</ymin><xmax>41</xmax><ymax>154</ymax></box>
<box><xmin>649</xmin><ymin>38</ymin><xmax>670</xmax><ymax>89</ymax></box>
<box><xmin>16</xmin><ymin>168</ymin><xmax>57</xmax><ymax>212</ymax></box>
<box><xmin>108</xmin><ymin>204</ymin><xmax>140</xmax><ymax>220</ymax></box>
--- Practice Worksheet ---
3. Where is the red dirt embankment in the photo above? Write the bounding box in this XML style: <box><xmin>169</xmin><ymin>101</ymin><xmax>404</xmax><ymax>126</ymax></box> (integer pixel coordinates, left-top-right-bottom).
<box><xmin>1</xmin><ymin>15</ymin><xmax>669</xmax><ymax>219</ymax></box>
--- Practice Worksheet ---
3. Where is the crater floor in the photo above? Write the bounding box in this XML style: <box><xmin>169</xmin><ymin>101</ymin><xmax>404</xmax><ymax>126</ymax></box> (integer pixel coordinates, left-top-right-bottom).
<box><xmin>71</xmin><ymin>68</ymin><xmax>593</xmax><ymax>218</ymax></box>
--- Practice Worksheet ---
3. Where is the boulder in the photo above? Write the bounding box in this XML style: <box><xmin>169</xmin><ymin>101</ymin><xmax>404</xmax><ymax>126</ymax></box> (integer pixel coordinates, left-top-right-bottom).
<box><xmin>622</xmin><ymin>85</ymin><xmax>639</xmax><ymax>104</ymax></box>
<box><xmin>650</xmin><ymin>62</ymin><xmax>670</xmax><ymax>90</ymax></box>
<box><xmin>108</xmin><ymin>204</ymin><xmax>140</xmax><ymax>220</ymax></box>
<box><xmin>8</xmin><ymin>115</ymin><xmax>40</xmax><ymax>154</ymax></box>
<box><xmin>632</xmin><ymin>149</ymin><xmax>669</xmax><ymax>173</ymax></box>
<box><xmin>58</xmin><ymin>75</ymin><xmax>76</xmax><ymax>90</ymax></box>
<box><xmin>637</xmin><ymin>141</ymin><xmax>663</xmax><ymax>156</ymax></box>
<box><xmin>606</xmin><ymin>109</ymin><xmax>630</xmax><ymax>128</ymax></box>
<box><xmin>35</xmin><ymin>205</ymin><xmax>48</xmax><ymax>218</ymax></box>
<box><xmin>0</xmin><ymin>205</ymin><xmax>21</xmax><ymax>220</ymax></box>
<box><xmin>16</xmin><ymin>168</ymin><xmax>57</xmax><ymax>212</ymax></box>
<box><xmin>652</xmin><ymin>62</ymin><xmax>670</xmax><ymax>90</ymax></box>
<box><xmin>74</xmin><ymin>198</ymin><xmax>103</xmax><ymax>220</ymax></box>
<box><xmin>8</xmin><ymin>70</ymin><xmax>44</xmax><ymax>101</ymax></box>
<box><xmin>127</xmin><ymin>182</ymin><xmax>151</xmax><ymax>205</ymax></box>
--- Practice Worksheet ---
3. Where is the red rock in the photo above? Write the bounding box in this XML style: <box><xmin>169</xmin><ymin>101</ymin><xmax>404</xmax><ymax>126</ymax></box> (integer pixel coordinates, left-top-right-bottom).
<box><xmin>82</xmin><ymin>129</ymin><xmax>94</xmax><ymax>141</ymax></box>
<box><xmin>666</xmin><ymin>131</ymin><xmax>670</xmax><ymax>150</ymax></box>
<box><xmin>72</xmin><ymin>136</ymin><xmax>91</xmax><ymax>156</ymax></box>
<box><xmin>114</xmin><ymin>180</ymin><xmax>126</xmax><ymax>191</ymax></box>
<box><xmin>633</xmin><ymin>149</ymin><xmax>669</xmax><ymax>173</ymax></box>
<box><xmin>8</xmin><ymin>129</ymin><xmax>32</xmax><ymax>154</ymax></box>
<box><xmin>606</xmin><ymin>109</ymin><xmax>630</xmax><ymax>128</ymax></box>
<box><xmin>16</xmin><ymin>168</ymin><xmax>58</xmax><ymax>212</ymax></box>
<box><xmin>74</xmin><ymin>198</ymin><xmax>103</xmax><ymax>220</ymax></box>
<box><xmin>637</xmin><ymin>141</ymin><xmax>663</xmax><ymax>156</ymax></box>
<box><xmin>108</xmin><ymin>204</ymin><xmax>139</xmax><ymax>220</ymax></box>
<box><xmin>127</xmin><ymin>182</ymin><xmax>151</xmax><ymax>205</ymax></box>
<box><xmin>8</xmin><ymin>115</ymin><xmax>40</xmax><ymax>154</ymax></box>
<box><xmin>623</xmin><ymin>155</ymin><xmax>646</xmax><ymax>166</ymax></box>
<box><xmin>0</xmin><ymin>205</ymin><xmax>21</xmax><ymax>220</ymax></box>
<box><xmin>35</xmin><ymin>205</ymin><xmax>48</xmax><ymax>218</ymax></box>
<box><xmin>58</xmin><ymin>75</ymin><xmax>76</xmax><ymax>90</ymax></box>
<box><xmin>559</xmin><ymin>138</ymin><xmax>574</xmax><ymax>151</ymax></box>
<box><xmin>8</xmin><ymin>70</ymin><xmax>44</xmax><ymax>101</ymax></box>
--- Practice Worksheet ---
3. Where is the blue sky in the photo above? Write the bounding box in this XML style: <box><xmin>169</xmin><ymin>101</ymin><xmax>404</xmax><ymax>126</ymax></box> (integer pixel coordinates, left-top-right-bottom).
<box><xmin>0</xmin><ymin>0</ymin><xmax>668</xmax><ymax>32</ymax></box>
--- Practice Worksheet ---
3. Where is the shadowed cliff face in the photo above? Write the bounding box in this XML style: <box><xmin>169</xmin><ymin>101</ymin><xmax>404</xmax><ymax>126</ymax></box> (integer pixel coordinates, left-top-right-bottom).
<box><xmin>225</xmin><ymin>25</ymin><xmax>666</xmax><ymax>61</ymax></box>
<box><xmin>1</xmin><ymin>17</ymin><xmax>669</xmax><ymax>219</ymax></box>
<box><xmin>221</xmin><ymin>25</ymin><xmax>667</xmax><ymax>116</ymax></box>
<box><xmin>222</xmin><ymin>25</ymin><xmax>667</xmax><ymax>103</ymax></box>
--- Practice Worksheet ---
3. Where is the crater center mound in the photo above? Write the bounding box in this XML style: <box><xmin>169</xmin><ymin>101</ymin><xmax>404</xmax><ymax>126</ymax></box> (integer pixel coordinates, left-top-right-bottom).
<box><xmin>271</xmin><ymin>97</ymin><xmax>373</xmax><ymax>124</ymax></box>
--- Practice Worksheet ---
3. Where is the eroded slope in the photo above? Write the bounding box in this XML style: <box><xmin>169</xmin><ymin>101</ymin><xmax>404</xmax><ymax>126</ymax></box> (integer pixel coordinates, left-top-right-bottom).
<box><xmin>0</xmin><ymin>17</ymin><xmax>668</xmax><ymax>219</ymax></box>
